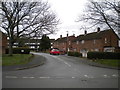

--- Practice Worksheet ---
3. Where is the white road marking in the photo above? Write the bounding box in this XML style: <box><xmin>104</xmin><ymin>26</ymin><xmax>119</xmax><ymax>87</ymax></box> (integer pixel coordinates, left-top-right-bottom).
<box><xmin>6</xmin><ymin>76</ymin><xmax>18</xmax><ymax>78</ymax></box>
<box><xmin>64</xmin><ymin>62</ymin><xmax>71</xmax><ymax>67</ymax></box>
<box><xmin>56</xmin><ymin>77</ymin><xmax>64</xmax><ymax>78</ymax></box>
<box><xmin>39</xmin><ymin>77</ymin><xmax>50</xmax><ymax>79</ymax></box>
<box><xmin>84</xmin><ymin>75</ymin><xmax>89</xmax><ymax>77</ymax></box>
<box><xmin>112</xmin><ymin>74</ymin><xmax>118</xmax><ymax>77</ymax></box>
<box><xmin>103</xmin><ymin>75</ymin><xmax>107</xmax><ymax>77</ymax></box>
<box><xmin>22</xmin><ymin>77</ymin><xmax>35</xmax><ymax>78</ymax></box>
<box><xmin>72</xmin><ymin>77</ymin><xmax>75</xmax><ymax>78</ymax></box>
<box><xmin>22</xmin><ymin>77</ymin><xmax>29</xmax><ymax>78</ymax></box>
<box><xmin>103</xmin><ymin>75</ymin><xmax>110</xmax><ymax>78</ymax></box>
<box><xmin>83</xmin><ymin>75</ymin><xmax>94</xmax><ymax>78</ymax></box>
<box><xmin>52</xmin><ymin>56</ymin><xmax>72</xmax><ymax>67</ymax></box>
<box><xmin>29</xmin><ymin>77</ymin><xmax>35</xmax><ymax>78</ymax></box>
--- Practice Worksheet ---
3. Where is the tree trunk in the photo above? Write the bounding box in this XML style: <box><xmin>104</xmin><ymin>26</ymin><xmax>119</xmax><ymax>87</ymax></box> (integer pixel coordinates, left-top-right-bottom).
<box><xmin>9</xmin><ymin>38</ymin><xmax>13</xmax><ymax>56</ymax></box>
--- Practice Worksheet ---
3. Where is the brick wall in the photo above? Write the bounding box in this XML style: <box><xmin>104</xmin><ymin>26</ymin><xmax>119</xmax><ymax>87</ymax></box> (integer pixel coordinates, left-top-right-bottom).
<box><xmin>0</xmin><ymin>31</ymin><xmax>7</xmax><ymax>54</ymax></box>
<box><xmin>101</xmin><ymin>30</ymin><xmax>119</xmax><ymax>47</ymax></box>
<box><xmin>53</xmin><ymin>36</ymin><xmax>76</xmax><ymax>52</ymax></box>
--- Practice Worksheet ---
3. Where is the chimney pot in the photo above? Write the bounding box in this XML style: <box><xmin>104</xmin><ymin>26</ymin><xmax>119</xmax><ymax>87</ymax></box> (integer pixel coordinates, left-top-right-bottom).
<box><xmin>97</xmin><ymin>27</ymin><xmax>100</xmax><ymax>32</ymax></box>
<box><xmin>67</xmin><ymin>33</ymin><xmax>68</xmax><ymax>37</ymax></box>
<box><xmin>85</xmin><ymin>30</ymin><xmax>87</xmax><ymax>35</ymax></box>
<box><xmin>60</xmin><ymin>35</ymin><xmax>62</xmax><ymax>38</ymax></box>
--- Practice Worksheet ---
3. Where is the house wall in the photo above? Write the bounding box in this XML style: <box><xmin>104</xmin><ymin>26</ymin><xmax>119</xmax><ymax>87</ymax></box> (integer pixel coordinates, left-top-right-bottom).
<box><xmin>0</xmin><ymin>32</ymin><xmax>7</xmax><ymax>54</ymax></box>
<box><xmin>72</xmin><ymin>39</ymin><xmax>103</xmax><ymax>52</ymax></box>
<box><xmin>53</xmin><ymin>36</ymin><xmax>76</xmax><ymax>52</ymax></box>
<box><xmin>101</xmin><ymin>30</ymin><xmax>119</xmax><ymax>48</ymax></box>
<box><xmin>53</xmin><ymin>42</ymin><xmax>67</xmax><ymax>51</ymax></box>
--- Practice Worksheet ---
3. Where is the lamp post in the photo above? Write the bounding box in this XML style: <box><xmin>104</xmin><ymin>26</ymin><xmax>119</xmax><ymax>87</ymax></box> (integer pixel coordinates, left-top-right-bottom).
<box><xmin>66</xmin><ymin>31</ymin><xmax>69</xmax><ymax>54</ymax></box>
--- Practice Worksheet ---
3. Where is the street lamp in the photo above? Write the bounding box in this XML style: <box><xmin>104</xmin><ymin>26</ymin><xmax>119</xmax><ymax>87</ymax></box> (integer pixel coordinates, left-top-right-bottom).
<box><xmin>66</xmin><ymin>31</ymin><xmax>69</xmax><ymax>54</ymax></box>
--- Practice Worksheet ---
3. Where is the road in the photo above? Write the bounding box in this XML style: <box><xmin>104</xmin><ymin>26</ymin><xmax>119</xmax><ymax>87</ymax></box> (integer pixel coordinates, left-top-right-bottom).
<box><xmin>2</xmin><ymin>53</ymin><xmax>119</xmax><ymax>88</ymax></box>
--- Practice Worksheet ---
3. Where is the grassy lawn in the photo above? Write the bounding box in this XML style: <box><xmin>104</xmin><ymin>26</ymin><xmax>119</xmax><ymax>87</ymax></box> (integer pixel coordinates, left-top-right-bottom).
<box><xmin>2</xmin><ymin>54</ymin><xmax>33</xmax><ymax>66</ymax></box>
<box><xmin>93</xmin><ymin>59</ymin><xmax>120</xmax><ymax>67</ymax></box>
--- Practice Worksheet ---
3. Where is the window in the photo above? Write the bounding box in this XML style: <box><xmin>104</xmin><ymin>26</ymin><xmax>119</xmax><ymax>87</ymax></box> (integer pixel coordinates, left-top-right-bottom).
<box><xmin>30</xmin><ymin>46</ymin><xmax>35</xmax><ymax>48</ymax></box>
<box><xmin>76</xmin><ymin>41</ymin><xmax>79</xmax><ymax>44</ymax></box>
<box><xmin>69</xmin><ymin>41</ymin><xmax>71</xmax><ymax>45</ymax></box>
<box><xmin>104</xmin><ymin>47</ymin><xmax>115</xmax><ymax>52</ymax></box>
<box><xmin>94</xmin><ymin>49</ymin><xmax>99</xmax><ymax>52</ymax></box>
<box><xmin>74</xmin><ymin>48</ymin><xmax>77</xmax><ymax>51</ymax></box>
<box><xmin>81</xmin><ymin>40</ymin><xmax>85</xmax><ymax>44</ymax></box>
<box><xmin>105</xmin><ymin>38</ymin><xmax>107</xmax><ymax>43</ymax></box>
<box><xmin>119</xmin><ymin>40</ymin><xmax>120</xmax><ymax>47</ymax></box>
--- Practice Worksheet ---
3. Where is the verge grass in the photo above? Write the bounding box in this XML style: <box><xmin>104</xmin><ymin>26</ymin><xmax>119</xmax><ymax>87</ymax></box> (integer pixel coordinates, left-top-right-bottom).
<box><xmin>93</xmin><ymin>59</ymin><xmax>120</xmax><ymax>67</ymax></box>
<box><xmin>2</xmin><ymin>54</ymin><xmax>33</xmax><ymax>66</ymax></box>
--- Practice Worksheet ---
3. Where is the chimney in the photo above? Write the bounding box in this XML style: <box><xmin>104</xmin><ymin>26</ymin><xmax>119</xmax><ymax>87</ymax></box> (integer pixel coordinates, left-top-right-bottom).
<box><xmin>73</xmin><ymin>34</ymin><xmax>75</xmax><ymax>36</ymax></box>
<box><xmin>97</xmin><ymin>27</ymin><xmax>100</xmax><ymax>32</ymax></box>
<box><xmin>67</xmin><ymin>33</ymin><xmax>68</xmax><ymax>37</ymax></box>
<box><xmin>85</xmin><ymin>30</ymin><xmax>87</xmax><ymax>35</ymax></box>
<box><xmin>60</xmin><ymin>35</ymin><xmax>62</xmax><ymax>38</ymax></box>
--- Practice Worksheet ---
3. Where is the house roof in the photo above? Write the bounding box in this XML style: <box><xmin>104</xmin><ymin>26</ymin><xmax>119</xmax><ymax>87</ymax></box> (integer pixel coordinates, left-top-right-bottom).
<box><xmin>55</xmin><ymin>37</ymin><xmax>67</xmax><ymax>43</ymax></box>
<box><xmin>74</xmin><ymin>29</ymin><xmax>119</xmax><ymax>42</ymax></box>
<box><xmin>54</xmin><ymin>36</ymin><xmax>75</xmax><ymax>43</ymax></box>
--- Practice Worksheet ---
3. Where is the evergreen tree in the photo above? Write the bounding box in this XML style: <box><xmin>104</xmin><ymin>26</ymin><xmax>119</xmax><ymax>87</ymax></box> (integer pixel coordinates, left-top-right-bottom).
<box><xmin>40</xmin><ymin>35</ymin><xmax>51</xmax><ymax>51</ymax></box>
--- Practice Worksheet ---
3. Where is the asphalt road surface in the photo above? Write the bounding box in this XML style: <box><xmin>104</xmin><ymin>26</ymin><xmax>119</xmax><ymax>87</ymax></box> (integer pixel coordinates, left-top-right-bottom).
<box><xmin>2</xmin><ymin>53</ymin><xmax>119</xmax><ymax>88</ymax></box>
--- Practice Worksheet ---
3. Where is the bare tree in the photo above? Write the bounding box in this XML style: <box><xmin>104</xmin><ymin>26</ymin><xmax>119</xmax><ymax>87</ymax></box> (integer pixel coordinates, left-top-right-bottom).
<box><xmin>77</xmin><ymin>0</ymin><xmax>120</xmax><ymax>36</ymax></box>
<box><xmin>0</xmin><ymin>1</ymin><xmax>59</xmax><ymax>56</ymax></box>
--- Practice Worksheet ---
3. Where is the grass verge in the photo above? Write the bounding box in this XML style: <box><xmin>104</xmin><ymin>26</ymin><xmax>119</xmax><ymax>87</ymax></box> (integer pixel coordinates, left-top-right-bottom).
<box><xmin>92</xmin><ymin>59</ymin><xmax>120</xmax><ymax>67</ymax></box>
<box><xmin>2</xmin><ymin>54</ymin><xmax>33</xmax><ymax>66</ymax></box>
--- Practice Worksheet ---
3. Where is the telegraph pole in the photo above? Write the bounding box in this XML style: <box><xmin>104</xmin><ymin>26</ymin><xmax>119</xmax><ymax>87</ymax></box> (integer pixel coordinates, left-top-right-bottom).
<box><xmin>66</xmin><ymin>31</ymin><xmax>68</xmax><ymax>54</ymax></box>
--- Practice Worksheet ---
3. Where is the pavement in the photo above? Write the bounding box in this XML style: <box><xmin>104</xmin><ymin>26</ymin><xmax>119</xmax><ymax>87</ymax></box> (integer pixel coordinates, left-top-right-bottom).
<box><xmin>2</xmin><ymin>53</ymin><xmax>120</xmax><ymax>71</ymax></box>
<box><xmin>2</xmin><ymin>54</ymin><xmax>46</xmax><ymax>71</ymax></box>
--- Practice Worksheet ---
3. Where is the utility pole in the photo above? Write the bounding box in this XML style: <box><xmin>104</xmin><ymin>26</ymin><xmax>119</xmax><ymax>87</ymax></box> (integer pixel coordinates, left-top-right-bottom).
<box><xmin>66</xmin><ymin>31</ymin><xmax>68</xmax><ymax>54</ymax></box>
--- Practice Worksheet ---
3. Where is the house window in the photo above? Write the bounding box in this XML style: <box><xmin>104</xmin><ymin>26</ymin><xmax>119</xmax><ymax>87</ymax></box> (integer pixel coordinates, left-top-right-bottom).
<box><xmin>76</xmin><ymin>41</ymin><xmax>79</xmax><ymax>44</ymax></box>
<box><xmin>104</xmin><ymin>47</ymin><xmax>115</xmax><ymax>52</ymax></box>
<box><xmin>81</xmin><ymin>40</ymin><xmax>85</xmax><ymax>44</ymax></box>
<box><xmin>30</xmin><ymin>46</ymin><xmax>35</xmax><ymax>48</ymax></box>
<box><xmin>94</xmin><ymin>49</ymin><xmax>99</xmax><ymax>52</ymax></box>
<box><xmin>105</xmin><ymin>38</ymin><xmax>107</xmax><ymax>43</ymax></box>
<box><xmin>119</xmin><ymin>40</ymin><xmax>120</xmax><ymax>47</ymax></box>
<box><xmin>74</xmin><ymin>48</ymin><xmax>77</xmax><ymax>51</ymax></box>
<box><xmin>69</xmin><ymin>41</ymin><xmax>71</xmax><ymax>45</ymax></box>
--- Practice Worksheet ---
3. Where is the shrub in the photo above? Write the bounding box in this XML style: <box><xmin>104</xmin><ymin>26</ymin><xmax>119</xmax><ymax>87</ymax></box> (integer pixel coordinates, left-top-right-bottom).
<box><xmin>6</xmin><ymin>47</ymin><xmax>30</xmax><ymax>54</ymax></box>
<box><xmin>87</xmin><ymin>52</ymin><xmax>120</xmax><ymax>59</ymax></box>
<box><xmin>68</xmin><ymin>52</ymin><xmax>82</xmax><ymax>57</ymax></box>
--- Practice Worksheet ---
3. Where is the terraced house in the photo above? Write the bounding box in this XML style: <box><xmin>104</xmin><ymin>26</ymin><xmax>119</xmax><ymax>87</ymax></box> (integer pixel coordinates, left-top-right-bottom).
<box><xmin>53</xmin><ymin>34</ymin><xmax>76</xmax><ymax>52</ymax></box>
<box><xmin>53</xmin><ymin>28</ymin><xmax>120</xmax><ymax>57</ymax></box>
<box><xmin>73</xmin><ymin>28</ymin><xmax>120</xmax><ymax>57</ymax></box>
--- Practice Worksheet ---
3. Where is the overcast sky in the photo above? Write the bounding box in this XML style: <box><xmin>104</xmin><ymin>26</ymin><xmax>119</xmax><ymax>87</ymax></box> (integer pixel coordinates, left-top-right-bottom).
<box><xmin>46</xmin><ymin>0</ymin><xmax>88</xmax><ymax>39</ymax></box>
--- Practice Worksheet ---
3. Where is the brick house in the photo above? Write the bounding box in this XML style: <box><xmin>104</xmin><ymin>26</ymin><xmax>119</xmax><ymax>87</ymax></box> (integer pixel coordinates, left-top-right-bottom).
<box><xmin>0</xmin><ymin>31</ymin><xmax>7</xmax><ymax>54</ymax></box>
<box><xmin>72</xmin><ymin>28</ymin><xmax>120</xmax><ymax>57</ymax></box>
<box><xmin>53</xmin><ymin>28</ymin><xmax>120</xmax><ymax>57</ymax></box>
<box><xmin>53</xmin><ymin>35</ymin><xmax>76</xmax><ymax>52</ymax></box>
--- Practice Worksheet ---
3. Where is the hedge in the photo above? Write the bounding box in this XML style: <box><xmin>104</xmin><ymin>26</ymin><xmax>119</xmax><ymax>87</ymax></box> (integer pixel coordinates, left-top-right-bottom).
<box><xmin>68</xmin><ymin>52</ymin><xmax>82</xmax><ymax>57</ymax></box>
<box><xmin>6</xmin><ymin>47</ymin><xmax>30</xmax><ymax>54</ymax></box>
<box><xmin>87</xmin><ymin>52</ymin><xmax>120</xmax><ymax>59</ymax></box>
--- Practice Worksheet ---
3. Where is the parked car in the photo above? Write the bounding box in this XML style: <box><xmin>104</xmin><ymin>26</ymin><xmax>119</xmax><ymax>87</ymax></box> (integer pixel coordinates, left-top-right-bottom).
<box><xmin>50</xmin><ymin>49</ymin><xmax>60</xmax><ymax>55</ymax></box>
<box><xmin>59</xmin><ymin>50</ymin><xmax>66</xmax><ymax>55</ymax></box>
